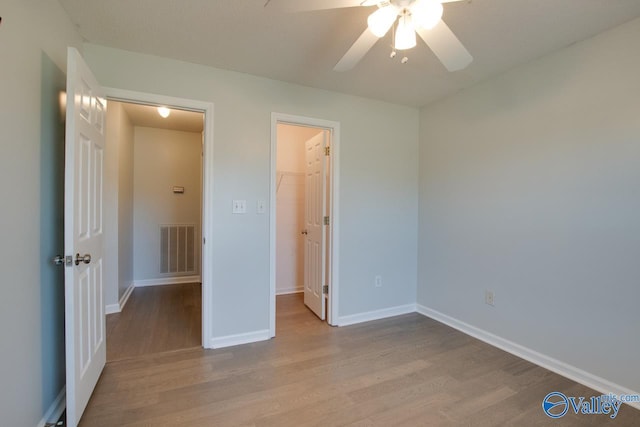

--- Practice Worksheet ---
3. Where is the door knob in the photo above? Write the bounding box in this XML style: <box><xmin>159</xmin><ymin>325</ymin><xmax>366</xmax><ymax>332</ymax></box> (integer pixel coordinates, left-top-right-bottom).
<box><xmin>301</xmin><ymin>230</ymin><xmax>308</xmax><ymax>235</ymax></box>
<box><xmin>75</xmin><ymin>253</ymin><xmax>92</xmax><ymax>266</ymax></box>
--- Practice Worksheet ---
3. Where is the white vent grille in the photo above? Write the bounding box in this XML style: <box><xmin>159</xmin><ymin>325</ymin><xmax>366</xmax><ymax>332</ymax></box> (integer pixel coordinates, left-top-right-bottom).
<box><xmin>160</xmin><ymin>224</ymin><xmax>196</xmax><ymax>274</ymax></box>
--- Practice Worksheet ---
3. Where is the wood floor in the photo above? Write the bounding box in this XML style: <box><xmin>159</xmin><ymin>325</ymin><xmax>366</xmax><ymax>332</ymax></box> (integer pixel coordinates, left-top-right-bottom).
<box><xmin>82</xmin><ymin>293</ymin><xmax>640</xmax><ymax>426</ymax></box>
<box><xmin>106</xmin><ymin>283</ymin><xmax>201</xmax><ymax>362</ymax></box>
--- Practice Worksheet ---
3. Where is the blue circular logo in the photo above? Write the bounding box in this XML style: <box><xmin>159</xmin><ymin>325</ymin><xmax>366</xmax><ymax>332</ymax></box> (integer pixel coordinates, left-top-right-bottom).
<box><xmin>542</xmin><ymin>392</ymin><xmax>569</xmax><ymax>418</ymax></box>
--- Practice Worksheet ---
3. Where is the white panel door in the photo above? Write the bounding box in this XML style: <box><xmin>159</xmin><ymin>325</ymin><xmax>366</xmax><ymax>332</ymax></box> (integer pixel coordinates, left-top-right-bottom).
<box><xmin>303</xmin><ymin>132</ymin><xmax>326</xmax><ymax>319</ymax></box>
<box><xmin>64</xmin><ymin>47</ymin><xmax>106</xmax><ymax>427</ymax></box>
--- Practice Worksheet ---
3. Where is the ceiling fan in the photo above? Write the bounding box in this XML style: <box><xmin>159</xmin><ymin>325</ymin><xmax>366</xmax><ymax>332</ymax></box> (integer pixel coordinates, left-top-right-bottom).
<box><xmin>268</xmin><ymin>0</ymin><xmax>473</xmax><ymax>72</ymax></box>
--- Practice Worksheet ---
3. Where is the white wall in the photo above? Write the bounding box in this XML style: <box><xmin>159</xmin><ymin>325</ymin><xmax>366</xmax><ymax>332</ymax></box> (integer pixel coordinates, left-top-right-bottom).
<box><xmin>84</xmin><ymin>44</ymin><xmax>419</xmax><ymax>339</ymax></box>
<box><xmin>418</xmin><ymin>17</ymin><xmax>640</xmax><ymax>393</ymax></box>
<box><xmin>104</xmin><ymin>101</ymin><xmax>135</xmax><ymax>307</ymax></box>
<box><xmin>0</xmin><ymin>0</ymin><xmax>82</xmax><ymax>424</ymax></box>
<box><xmin>133</xmin><ymin>127</ymin><xmax>202</xmax><ymax>281</ymax></box>
<box><xmin>118</xmin><ymin>106</ymin><xmax>135</xmax><ymax>298</ymax></box>
<box><xmin>276</xmin><ymin>124</ymin><xmax>322</xmax><ymax>295</ymax></box>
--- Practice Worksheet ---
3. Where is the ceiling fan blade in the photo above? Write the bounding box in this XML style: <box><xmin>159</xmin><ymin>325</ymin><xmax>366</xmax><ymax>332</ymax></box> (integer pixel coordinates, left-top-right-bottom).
<box><xmin>334</xmin><ymin>28</ymin><xmax>379</xmax><ymax>72</ymax></box>
<box><xmin>416</xmin><ymin>20</ymin><xmax>472</xmax><ymax>71</ymax></box>
<box><xmin>269</xmin><ymin>0</ymin><xmax>367</xmax><ymax>12</ymax></box>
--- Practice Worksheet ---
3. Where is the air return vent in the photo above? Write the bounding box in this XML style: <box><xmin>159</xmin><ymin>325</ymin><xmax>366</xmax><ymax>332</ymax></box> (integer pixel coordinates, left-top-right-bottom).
<box><xmin>160</xmin><ymin>224</ymin><xmax>196</xmax><ymax>274</ymax></box>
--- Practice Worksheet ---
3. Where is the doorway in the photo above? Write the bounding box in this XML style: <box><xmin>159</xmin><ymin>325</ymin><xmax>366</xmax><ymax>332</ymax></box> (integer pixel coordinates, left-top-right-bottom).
<box><xmin>103</xmin><ymin>88</ymin><xmax>215</xmax><ymax>349</ymax></box>
<box><xmin>104</xmin><ymin>99</ymin><xmax>204</xmax><ymax>360</ymax></box>
<box><xmin>270</xmin><ymin>113</ymin><xmax>341</xmax><ymax>335</ymax></box>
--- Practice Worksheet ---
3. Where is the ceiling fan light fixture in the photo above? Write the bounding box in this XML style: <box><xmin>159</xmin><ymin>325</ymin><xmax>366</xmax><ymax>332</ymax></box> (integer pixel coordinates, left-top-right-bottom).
<box><xmin>412</xmin><ymin>0</ymin><xmax>443</xmax><ymax>30</ymax></box>
<box><xmin>395</xmin><ymin>14</ymin><xmax>416</xmax><ymax>50</ymax></box>
<box><xmin>367</xmin><ymin>5</ymin><xmax>397</xmax><ymax>38</ymax></box>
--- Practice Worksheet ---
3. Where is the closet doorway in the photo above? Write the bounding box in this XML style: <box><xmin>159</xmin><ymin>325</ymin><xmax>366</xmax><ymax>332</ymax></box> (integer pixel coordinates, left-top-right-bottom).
<box><xmin>270</xmin><ymin>113</ymin><xmax>341</xmax><ymax>335</ymax></box>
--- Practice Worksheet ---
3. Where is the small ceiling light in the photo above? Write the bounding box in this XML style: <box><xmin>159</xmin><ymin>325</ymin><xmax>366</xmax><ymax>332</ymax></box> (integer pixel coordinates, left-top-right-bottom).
<box><xmin>157</xmin><ymin>106</ymin><xmax>171</xmax><ymax>118</ymax></box>
<box><xmin>395</xmin><ymin>14</ymin><xmax>416</xmax><ymax>50</ymax></box>
<box><xmin>412</xmin><ymin>0</ymin><xmax>443</xmax><ymax>30</ymax></box>
<box><xmin>367</xmin><ymin>5</ymin><xmax>398</xmax><ymax>38</ymax></box>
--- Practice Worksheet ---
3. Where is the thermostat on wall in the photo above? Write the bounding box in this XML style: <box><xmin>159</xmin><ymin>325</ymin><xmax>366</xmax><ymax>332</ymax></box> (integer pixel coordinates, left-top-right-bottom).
<box><xmin>173</xmin><ymin>186</ymin><xmax>185</xmax><ymax>194</ymax></box>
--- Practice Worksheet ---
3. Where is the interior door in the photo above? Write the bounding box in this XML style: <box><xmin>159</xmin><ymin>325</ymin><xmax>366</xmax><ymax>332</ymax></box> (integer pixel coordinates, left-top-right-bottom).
<box><xmin>64</xmin><ymin>47</ymin><xmax>107</xmax><ymax>427</ymax></box>
<box><xmin>303</xmin><ymin>132</ymin><xmax>326</xmax><ymax>319</ymax></box>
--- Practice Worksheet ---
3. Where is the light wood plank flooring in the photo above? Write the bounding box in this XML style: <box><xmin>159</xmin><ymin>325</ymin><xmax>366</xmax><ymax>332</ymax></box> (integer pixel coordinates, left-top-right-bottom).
<box><xmin>106</xmin><ymin>283</ymin><xmax>201</xmax><ymax>362</ymax></box>
<box><xmin>82</xmin><ymin>293</ymin><xmax>639</xmax><ymax>426</ymax></box>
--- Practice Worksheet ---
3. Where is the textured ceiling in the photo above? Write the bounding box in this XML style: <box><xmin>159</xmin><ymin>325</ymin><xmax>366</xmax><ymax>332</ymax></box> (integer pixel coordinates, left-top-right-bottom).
<box><xmin>58</xmin><ymin>0</ymin><xmax>640</xmax><ymax>107</ymax></box>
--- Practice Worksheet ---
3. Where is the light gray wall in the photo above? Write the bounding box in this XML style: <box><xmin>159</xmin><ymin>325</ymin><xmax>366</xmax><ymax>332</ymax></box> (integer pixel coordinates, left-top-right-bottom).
<box><xmin>104</xmin><ymin>101</ymin><xmax>135</xmax><ymax>306</ymax></box>
<box><xmin>418</xmin><ymin>17</ymin><xmax>640</xmax><ymax>392</ymax></box>
<box><xmin>0</xmin><ymin>0</ymin><xmax>82</xmax><ymax>424</ymax></box>
<box><xmin>133</xmin><ymin>127</ymin><xmax>202</xmax><ymax>281</ymax></box>
<box><xmin>38</xmin><ymin>51</ymin><xmax>67</xmax><ymax>425</ymax></box>
<box><xmin>117</xmin><ymin>105</ymin><xmax>135</xmax><ymax>299</ymax></box>
<box><xmin>83</xmin><ymin>44</ymin><xmax>419</xmax><ymax>337</ymax></box>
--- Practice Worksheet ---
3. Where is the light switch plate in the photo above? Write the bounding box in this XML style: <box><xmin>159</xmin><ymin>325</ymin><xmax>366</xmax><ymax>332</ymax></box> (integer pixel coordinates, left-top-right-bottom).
<box><xmin>257</xmin><ymin>200</ymin><xmax>266</xmax><ymax>214</ymax></box>
<box><xmin>232</xmin><ymin>200</ymin><xmax>247</xmax><ymax>214</ymax></box>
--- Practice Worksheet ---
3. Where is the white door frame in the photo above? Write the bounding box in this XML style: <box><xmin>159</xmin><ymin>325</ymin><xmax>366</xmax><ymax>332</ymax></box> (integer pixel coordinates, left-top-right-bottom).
<box><xmin>270</xmin><ymin>112</ymin><xmax>340</xmax><ymax>336</ymax></box>
<box><xmin>105</xmin><ymin>87</ymin><xmax>215</xmax><ymax>348</ymax></box>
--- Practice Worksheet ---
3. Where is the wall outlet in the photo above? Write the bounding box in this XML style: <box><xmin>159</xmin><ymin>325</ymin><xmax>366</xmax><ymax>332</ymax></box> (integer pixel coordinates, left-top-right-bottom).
<box><xmin>256</xmin><ymin>200</ymin><xmax>266</xmax><ymax>214</ymax></box>
<box><xmin>374</xmin><ymin>275</ymin><xmax>382</xmax><ymax>288</ymax></box>
<box><xmin>485</xmin><ymin>290</ymin><xmax>495</xmax><ymax>306</ymax></box>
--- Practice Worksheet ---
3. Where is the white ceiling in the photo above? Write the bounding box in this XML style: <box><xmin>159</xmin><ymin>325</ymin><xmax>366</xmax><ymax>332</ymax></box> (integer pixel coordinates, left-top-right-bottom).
<box><xmin>115</xmin><ymin>101</ymin><xmax>204</xmax><ymax>133</ymax></box>
<box><xmin>58</xmin><ymin>0</ymin><xmax>640</xmax><ymax>107</ymax></box>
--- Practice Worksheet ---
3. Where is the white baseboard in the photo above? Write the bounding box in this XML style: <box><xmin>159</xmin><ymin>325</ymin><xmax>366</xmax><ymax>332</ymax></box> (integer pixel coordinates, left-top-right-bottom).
<box><xmin>105</xmin><ymin>282</ymin><xmax>134</xmax><ymax>314</ymax></box>
<box><xmin>210</xmin><ymin>329</ymin><xmax>271</xmax><ymax>349</ymax></box>
<box><xmin>105</xmin><ymin>303</ymin><xmax>120</xmax><ymax>315</ymax></box>
<box><xmin>337</xmin><ymin>303</ymin><xmax>416</xmax><ymax>327</ymax></box>
<box><xmin>133</xmin><ymin>275</ymin><xmax>201</xmax><ymax>288</ymax></box>
<box><xmin>276</xmin><ymin>287</ymin><xmax>303</xmax><ymax>295</ymax></box>
<box><xmin>416</xmin><ymin>304</ymin><xmax>640</xmax><ymax>411</ymax></box>
<box><xmin>37</xmin><ymin>386</ymin><xmax>65</xmax><ymax>427</ymax></box>
<box><xmin>119</xmin><ymin>282</ymin><xmax>135</xmax><ymax>310</ymax></box>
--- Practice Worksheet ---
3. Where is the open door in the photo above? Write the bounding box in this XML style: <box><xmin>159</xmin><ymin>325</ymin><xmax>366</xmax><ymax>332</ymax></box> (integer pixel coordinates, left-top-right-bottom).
<box><xmin>303</xmin><ymin>132</ymin><xmax>326</xmax><ymax>319</ymax></box>
<box><xmin>64</xmin><ymin>47</ymin><xmax>106</xmax><ymax>426</ymax></box>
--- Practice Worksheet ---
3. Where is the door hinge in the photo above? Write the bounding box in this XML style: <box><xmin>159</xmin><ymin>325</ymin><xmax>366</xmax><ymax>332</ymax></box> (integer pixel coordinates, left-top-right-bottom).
<box><xmin>324</xmin><ymin>146</ymin><xmax>330</xmax><ymax>156</ymax></box>
<box><xmin>323</xmin><ymin>285</ymin><xmax>329</xmax><ymax>294</ymax></box>
<box><xmin>323</xmin><ymin>216</ymin><xmax>330</xmax><ymax>226</ymax></box>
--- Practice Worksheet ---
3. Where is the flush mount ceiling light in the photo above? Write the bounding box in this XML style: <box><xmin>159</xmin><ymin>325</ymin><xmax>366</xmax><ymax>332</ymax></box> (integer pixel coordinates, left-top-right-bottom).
<box><xmin>270</xmin><ymin>0</ymin><xmax>471</xmax><ymax>72</ymax></box>
<box><xmin>157</xmin><ymin>106</ymin><xmax>171</xmax><ymax>118</ymax></box>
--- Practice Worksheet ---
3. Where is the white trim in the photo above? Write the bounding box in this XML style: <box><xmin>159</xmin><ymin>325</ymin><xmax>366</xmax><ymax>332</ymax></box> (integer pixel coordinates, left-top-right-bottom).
<box><xmin>105</xmin><ymin>303</ymin><xmax>120</xmax><ymax>315</ymax></box>
<box><xmin>270</xmin><ymin>113</ymin><xmax>341</xmax><ymax>337</ymax></box>
<box><xmin>133</xmin><ymin>276</ymin><xmax>202</xmax><ymax>288</ymax></box>
<box><xmin>37</xmin><ymin>386</ymin><xmax>66</xmax><ymax>427</ymax></box>
<box><xmin>119</xmin><ymin>282</ymin><xmax>135</xmax><ymax>310</ymax></box>
<box><xmin>328</xmin><ymin>124</ymin><xmax>340</xmax><ymax>327</ymax></box>
<box><xmin>104</xmin><ymin>87</ymin><xmax>214</xmax><ymax>350</ymax></box>
<box><xmin>337</xmin><ymin>304</ymin><xmax>417</xmax><ymax>327</ymax></box>
<box><xmin>105</xmin><ymin>282</ymin><xmax>135</xmax><ymax>314</ymax></box>
<box><xmin>416</xmin><ymin>304</ymin><xmax>640</xmax><ymax>411</ymax></box>
<box><xmin>276</xmin><ymin>287</ymin><xmax>303</xmax><ymax>295</ymax></box>
<box><xmin>210</xmin><ymin>330</ymin><xmax>271</xmax><ymax>349</ymax></box>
